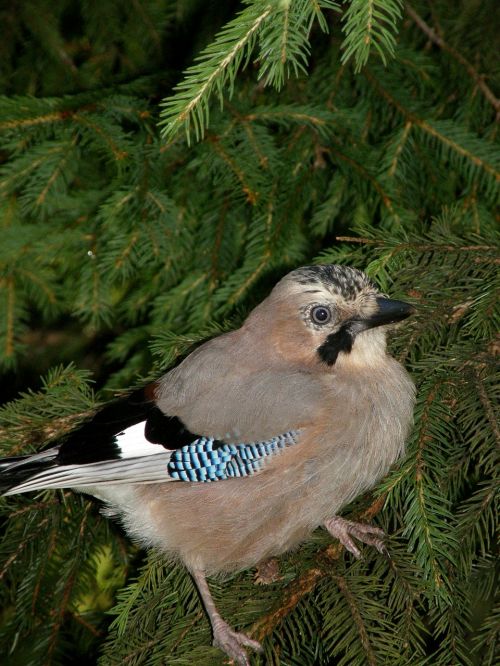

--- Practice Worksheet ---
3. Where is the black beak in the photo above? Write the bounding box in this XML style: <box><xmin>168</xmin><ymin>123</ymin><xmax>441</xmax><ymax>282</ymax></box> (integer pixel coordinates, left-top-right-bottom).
<box><xmin>362</xmin><ymin>297</ymin><xmax>416</xmax><ymax>329</ymax></box>
<box><xmin>317</xmin><ymin>297</ymin><xmax>415</xmax><ymax>366</ymax></box>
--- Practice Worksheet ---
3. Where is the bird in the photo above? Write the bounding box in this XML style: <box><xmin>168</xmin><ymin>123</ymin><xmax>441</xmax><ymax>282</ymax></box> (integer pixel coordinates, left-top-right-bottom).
<box><xmin>0</xmin><ymin>264</ymin><xmax>416</xmax><ymax>665</ymax></box>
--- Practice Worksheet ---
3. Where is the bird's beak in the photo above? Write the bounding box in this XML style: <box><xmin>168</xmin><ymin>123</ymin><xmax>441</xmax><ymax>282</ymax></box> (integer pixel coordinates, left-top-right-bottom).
<box><xmin>361</xmin><ymin>297</ymin><xmax>416</xmax><ymax>329</ymax></box>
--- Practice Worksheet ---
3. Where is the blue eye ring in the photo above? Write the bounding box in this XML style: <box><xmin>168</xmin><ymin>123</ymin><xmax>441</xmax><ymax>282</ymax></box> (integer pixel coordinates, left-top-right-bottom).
<box><xmin>311</xmin><ymin>305</ymin><xmax>332</xmax><ymax>325</ymax></box>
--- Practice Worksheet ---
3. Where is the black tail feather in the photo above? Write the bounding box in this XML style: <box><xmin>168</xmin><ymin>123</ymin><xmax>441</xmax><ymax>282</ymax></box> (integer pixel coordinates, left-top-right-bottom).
<box><xmin>0</xmin><ymin>385</ymin><xmax>156</xmax><ymax>495</ymax></box>
<box><xmin>0</xmin><ymin>455</ymin><xmax>57</xmax><ymax>494</ymax></box>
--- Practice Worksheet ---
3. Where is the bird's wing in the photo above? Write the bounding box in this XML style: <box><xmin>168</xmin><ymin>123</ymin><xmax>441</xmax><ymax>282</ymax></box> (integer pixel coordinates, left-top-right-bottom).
<box><xmin>154</xmin><ymin>333</ymin><xmax>325</xmax><ymax>442</ymax></box>
<box><xmin>2</xmin><ymin>386</ymin><xmax>301</xmax><ymax>495</ymax></box>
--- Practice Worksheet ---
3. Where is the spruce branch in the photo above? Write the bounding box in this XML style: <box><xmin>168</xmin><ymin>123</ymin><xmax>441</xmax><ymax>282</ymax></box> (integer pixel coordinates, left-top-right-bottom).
<box><xmin>73</xmin><ymin>114</ymin><xmax>129</xmax><ymax>161</ymax></box>
<box><xmin>341</xmin><ymin>0</ymin><xmax>403</xmax><ymax>72</ymax></box>
<box><xmin>0</xmin><ymin>111</ymin><xmax>66</xmax><ymax>132</ymax></box>
<box><xmin>207</xmin><ymin>133</ymin><xmax>260</xmax><ymax>205</ymax></box>
<box><xmin>159</xmin><ymin>2</ymin><xmax>273</xmax><ymax>144</ymax></box>
<box><xmin>335</xmin><ymin>236</ymin><xmax>498</xmax><ymax>254</ymax></box>
<box><xmin>251</xmin><ymin>565</ymin><xmax>325</xmax><ymax>641</ymax></box>
<box><xmin>241</xmin><ymin>103</ymin><xmax>337</xmax><ymax>142</ymax></box>
<box><xmin>0</xmin><ymin>92</ymin><xmax>150</xmax><ymax>134</ymax></box>
<box><xmin>405</xmin><ymin>3</ymin><xmax>500</xmax><ymax>120</ymax></box>
<box><xmin>257</xmin><ymin>0</ymin><xmax>339</xmax><ymax>90</ymax></box>
<box><xmin>410</xmin><ymin>379</ymin><xmax>457</xmax><ymax>591</ymax></box>
<box><xmin>2</xmin><ymin>276</ymin><xmax>15</xmax><ymax>361</ymax></box>
<box><xmin>364</xmin><ymin>70</ymin><xmax>500</xmax><ymax>194</ymax></box>
<box><xmin>472</xmin><ymin>367</ymin><xmax>500</xmax><ymax>449</ymax></box>
<box><xmin>334</xmin><ymin>574</ymin><xmax>377</xmax><ymax>666</ymax></box>
<box><xmin>387</xmin><ymin>120</ymin><xmax>412</xmax><ymax>177</ymax></box>
<box><xmin>159</xmin><ymin>1</ymin><xmax>339</xmax><ymax>143</ymax></box>
<box><xmin>329</xmin><ymin>146</ymin><xmax>396</xmax><ymax>214</ymax></box>
<box><xmin>0</xmin><ymin>516</ymin><xmax>50</xmax><ymax>582</ymax></box>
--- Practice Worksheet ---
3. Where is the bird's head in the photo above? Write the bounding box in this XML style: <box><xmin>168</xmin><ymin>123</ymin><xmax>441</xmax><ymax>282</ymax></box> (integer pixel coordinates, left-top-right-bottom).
<box><xmin>246</xmin><ymin>264</ymin><xmax>415</xmax><ymax>370</ymax></box>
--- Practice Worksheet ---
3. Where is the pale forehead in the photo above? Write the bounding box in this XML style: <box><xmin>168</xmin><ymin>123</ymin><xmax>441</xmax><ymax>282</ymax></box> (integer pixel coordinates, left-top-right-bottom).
<box><xmin>282</xmin><ymin>264</ymin><xmax>376</xmax><ymax>301</ymax></box>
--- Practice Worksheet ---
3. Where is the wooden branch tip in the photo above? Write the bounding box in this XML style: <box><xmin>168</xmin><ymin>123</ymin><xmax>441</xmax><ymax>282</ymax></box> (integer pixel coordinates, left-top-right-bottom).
<box><xmin>335</xmin><ymin>236</ymin><xmax>377</xmax><ymax>244</ymax></box>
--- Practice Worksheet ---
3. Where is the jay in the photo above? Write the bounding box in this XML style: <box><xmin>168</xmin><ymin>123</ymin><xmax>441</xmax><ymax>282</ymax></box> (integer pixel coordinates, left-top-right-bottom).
<box><xmin>0</xmin><ymin>264</ymin><xmax>416</xmax><ymax>665</ymax></box>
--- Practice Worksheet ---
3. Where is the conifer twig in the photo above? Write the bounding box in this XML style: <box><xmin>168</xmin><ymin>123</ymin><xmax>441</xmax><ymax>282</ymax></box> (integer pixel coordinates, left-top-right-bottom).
<box><xmin>472</xmin><ymin>367</ymin><xmax>500</xmax><ymax>448</ymax></box>
<box><xmin>336</xmin><ymin>237</ymin><xmax>498</xmax><ymax>253</ymax></box>
<box><xmin>405</xmin><ymin>3</ymin><xmax>500</xmax><ymax>119</ymax></box>
<box><xmin>335</xmin><ymin>575</ymin><xmax>377</xmax><ymax>666</ymax></box>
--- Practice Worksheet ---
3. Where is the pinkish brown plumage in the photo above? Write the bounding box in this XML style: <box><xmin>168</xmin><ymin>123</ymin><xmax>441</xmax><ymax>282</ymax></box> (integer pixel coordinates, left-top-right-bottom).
<box><xmin>1</xmin><ymin>264</ymin><xmax>416</xmax><ymax>665</ymax></box>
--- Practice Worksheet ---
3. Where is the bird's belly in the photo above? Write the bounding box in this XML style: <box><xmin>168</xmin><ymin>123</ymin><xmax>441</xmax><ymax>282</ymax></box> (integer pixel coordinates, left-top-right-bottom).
<box><xmin>115</xmin><ymin>477</ymin><xmax>314</xmax><ymax>574</ymax></box>
<box><xmin>106</xmin><ymin>443</ymin><xmax>394</xmax><ymax>575</ymax></box>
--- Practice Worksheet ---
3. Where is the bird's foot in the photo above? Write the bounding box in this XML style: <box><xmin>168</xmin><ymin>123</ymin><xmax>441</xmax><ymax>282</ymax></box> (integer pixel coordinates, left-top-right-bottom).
<box><xmin>324</xmin><ymin>516</ymin><xmax>387</xmax><ymax>558</ymax></box>
<box><xmin>212</xmin><ymin>618</ymin><xmax>263</xmax><ymax>666</ymax></box>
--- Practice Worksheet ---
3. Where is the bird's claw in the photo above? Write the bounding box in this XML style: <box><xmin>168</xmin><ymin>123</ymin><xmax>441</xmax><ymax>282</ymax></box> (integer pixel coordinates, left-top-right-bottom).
<box><xmin>324</xmin><ymin>516</ymin><xmax>387</xmax><ymax>558</ymax></box>
<box><xmin>213</xmin><ymin>620</ymin><xmax>263</xmax><ymax>666</ymax></box>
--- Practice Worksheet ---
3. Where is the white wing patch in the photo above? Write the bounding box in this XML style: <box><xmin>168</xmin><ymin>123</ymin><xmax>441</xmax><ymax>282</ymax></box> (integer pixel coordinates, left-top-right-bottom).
<box><xmin>115</xmin><ymin>421</ymin><xmax>162</xmax><ymax>458</ymax></box>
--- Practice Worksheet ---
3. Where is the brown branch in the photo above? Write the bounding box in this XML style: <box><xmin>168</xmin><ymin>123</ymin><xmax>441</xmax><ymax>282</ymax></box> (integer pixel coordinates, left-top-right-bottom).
<box><xmin>122</xmin><ymin>636</ymin><xmax>165</xmax><ymax>663</ymax></box>
<box><xmin>244</xmin><ymin>110</ymin><xmax>327</xmax><ymax>129</ymax></box>
<box><xmin>32</xmin><ymin>524</ymin><xmax>59</xmax><ymax>615</ymax></box>
<box><xmin>389</xmin><ymin>121</ymin><xmax>413</xmax><ymax>177</ymax></box>
<box><xmin>45</xmin><ymin>570</ymin><xmax>77</xmax><ymax>665</ymax></box>
<box><xmin>9</xmin><ymin>498</ymin><xmax>60</xmax><ymax>518</ymax></box>
<box><xmin>405</xmin><ymin>4</ymin><xmax>500</xmax><ymax>120</ymax></box>
<box><xmin>250</xmin><ymin>566</ymin><xmax>325</xmax><ymax>641</ymax></box>
<box><xmin>71</xmin><ymin>611</ymin><xmax>103</xmax><ymax>637</ymax></box>
<box><xmin>114</xmin><ymin>232</ymin><xmax>139</xmax><ymax>270</ymax></box>
<box><xmin>0</xmin><ymin>411</ymin><xmax>94</xmax><ymax>455</ymax></box>
<box><xmin>241</xmin><ymin>121</ymin><xmax>269</xmax><ymax>169</ymax></box>
<box><xmin>36</xmin><ymin>136</ymin><xmax>77</xmax><ymax>205</ymax></box>
<box><xmin>360</xmin><ymin>492</ymin><xmax>387</xmax><ymax>521</ymax></box>
<box><xmin>335</xmin><ymin>236</ymin><xmax>378</xmax><ymax>244</ymax></box>
<box><xmin>0</xmin><ymin>111</ymin><xmax>69</xmax><ymax>131</ymax></box>
<box><xmin>3</xmin><ymin>276</ymin><xmax>15</xmax><ymax>358</ymax></box>
<box><xmin>72</xmin><ymin>113</ymin><xmax>128</xmax><ymax>161</ymax></box>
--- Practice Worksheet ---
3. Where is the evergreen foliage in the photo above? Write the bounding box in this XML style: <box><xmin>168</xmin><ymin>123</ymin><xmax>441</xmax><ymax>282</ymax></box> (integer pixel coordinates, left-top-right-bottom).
<box><xmin>0</xmin><ymin>1</ymin><xmax>498</xmax><ymax>664</ymax></box>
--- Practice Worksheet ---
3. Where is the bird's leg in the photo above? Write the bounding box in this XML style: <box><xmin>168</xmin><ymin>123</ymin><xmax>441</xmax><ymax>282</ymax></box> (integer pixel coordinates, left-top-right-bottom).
<box><xmin>191</xmin><ymin>568</ymin><xmax>263</xmax><ymax>666</ymax></box>
<box><xmin>324</xmin><ymin>516</ymin><xmax>387</xmax><ymax>558</ymax></box>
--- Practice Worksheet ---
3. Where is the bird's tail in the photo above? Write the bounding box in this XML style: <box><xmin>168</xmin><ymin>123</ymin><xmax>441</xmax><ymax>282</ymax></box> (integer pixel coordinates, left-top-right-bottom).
<box><xmin>0</xmin><ymin>385</ymin><xmax>156</xmax><ymax>495</ymax></box>
<box><xmin>0</xmin><ymin>450</ymin><xmax>59</xmax><ymax>494</ymax></box>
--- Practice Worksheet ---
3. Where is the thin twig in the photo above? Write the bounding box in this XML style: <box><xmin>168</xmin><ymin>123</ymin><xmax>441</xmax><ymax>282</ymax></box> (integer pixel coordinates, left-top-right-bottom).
<box><xmin>250</xmin><ymin>566</ymin><xmax>325</xmax><ymax>641</ymax></box>
<box><xmin>335</xmin><ymin>575</ymin><xmax>377</xmax><ymax>666</ymax></box>
<box><xmin>405</xmin><ymin>3</ymin><xmax>500</xmax><ymax>120</ymax></box>
<box><xmin>0</xmin><ymin>517</ymin><xmax>50</xmax><ymax>581</ymax></box>
<box><xmin>473</xmin><ymin>367</ymin><xmax>500</xmax><ymax>449</ymax></box>
<box><xmin>71</xmin><ymin>612</ymin><xmax>103</xmax><ymax>637</ymax></box>
<box><xmin>335</xmin><ymin>236</ymin><xmax>498</xmax><ymax>253</ymax></box>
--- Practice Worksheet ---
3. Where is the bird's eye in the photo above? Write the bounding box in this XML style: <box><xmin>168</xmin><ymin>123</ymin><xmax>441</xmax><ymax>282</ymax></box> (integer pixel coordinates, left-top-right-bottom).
<box><xmin>311</xmin><ymin>306</ymin><xmax>332</xmax><ymax>325</ymax></box>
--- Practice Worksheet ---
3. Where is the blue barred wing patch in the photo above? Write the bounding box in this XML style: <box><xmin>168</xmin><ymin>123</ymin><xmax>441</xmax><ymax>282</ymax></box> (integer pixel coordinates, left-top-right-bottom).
<box><xmin>167</xmin><ymin>431</ymin><xmax>299</xmax><ymax>482</ymax></box>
